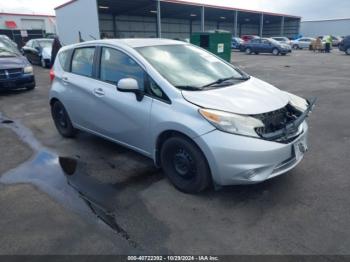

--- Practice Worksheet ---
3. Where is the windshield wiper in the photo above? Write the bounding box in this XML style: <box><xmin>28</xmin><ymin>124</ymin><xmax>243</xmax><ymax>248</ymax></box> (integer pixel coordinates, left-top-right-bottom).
<box><xmin>175</xmin><ymin>85</ymin><xmax>202</xmax><ymax>91</ymax></box>
<box><xmin>203</xmin><ymin>76</ymin><xmax>250</xmax><ymax>88</ymax></box>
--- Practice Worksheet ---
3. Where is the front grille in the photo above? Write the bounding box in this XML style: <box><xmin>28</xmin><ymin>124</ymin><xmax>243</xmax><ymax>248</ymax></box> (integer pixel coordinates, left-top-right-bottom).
<box><xmin>254</xmin><ymin>104</ymin><xmax>303</xmax><ymax>142</ymax></box>
<box><xmin>0</xmin><ymin>68</ymin><xmax>23</xmax><ymax>80</ymax></box>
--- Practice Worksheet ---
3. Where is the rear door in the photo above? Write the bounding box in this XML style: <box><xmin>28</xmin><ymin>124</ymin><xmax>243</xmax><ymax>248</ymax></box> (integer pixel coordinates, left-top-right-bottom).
<box><xmin>299</xmin><ymin>38</ymin><xmax>311</xmax><ymax>49</ymax></box>
<box><xmin>250</xmin><ymin>39</ymin><xmax>260</xmax><ymax>52</ymax></box>
<box><xmin>261</xmin><ymin>39</ymin><xmax>272</xmax><ymax>53</ymax></box>
<box><xmin>61</xmin><ymin>46</ymin><xmax>98</xmax><ymax>129</ymax></box>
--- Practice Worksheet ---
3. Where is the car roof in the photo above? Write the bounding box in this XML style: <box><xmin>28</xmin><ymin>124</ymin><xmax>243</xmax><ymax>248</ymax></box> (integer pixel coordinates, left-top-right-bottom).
<box><xmin>73</xmin><ymin>38</ymin><xmax>187</xmax><ymax>49</ymax></box>
<box><xmin>30</xmin><ymin>38</ymin><xmax>53</xmax><ymax>42</ymax></box>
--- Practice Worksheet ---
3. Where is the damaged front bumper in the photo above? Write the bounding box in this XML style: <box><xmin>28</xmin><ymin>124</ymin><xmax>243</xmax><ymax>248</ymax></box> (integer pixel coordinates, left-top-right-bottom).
<box><xmin>257</xmin><ymin>97</ymin><xmax>317</xmax><ymax>143</ymax></box>
<box><xmin>194</xmin><ymin>98</ymin><xmax>316</xmax><ymax>186</ymax></box>
<box><xmin>195</xmin><ymin>122</ymin><xmax>309</xmax><ymax>186</ymax></box>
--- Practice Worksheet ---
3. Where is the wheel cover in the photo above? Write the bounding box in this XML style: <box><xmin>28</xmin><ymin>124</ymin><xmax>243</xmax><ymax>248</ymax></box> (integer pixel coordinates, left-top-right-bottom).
<box><xmin>53</xmin><ymin>105</ymin><xmax>67</xmax><ymax>128</ymax></box>
<box><xmin>173</xmin><ymin>148</ymin><xmax>196</xmax><ymax>179</ymax></box>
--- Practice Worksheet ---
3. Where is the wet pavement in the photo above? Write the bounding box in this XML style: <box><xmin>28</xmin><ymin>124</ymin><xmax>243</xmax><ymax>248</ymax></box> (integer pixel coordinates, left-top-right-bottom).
<box><xmin>0</xmin><ymin>51</ymin><xmax>350</xmax><ymax>254</ymax></box>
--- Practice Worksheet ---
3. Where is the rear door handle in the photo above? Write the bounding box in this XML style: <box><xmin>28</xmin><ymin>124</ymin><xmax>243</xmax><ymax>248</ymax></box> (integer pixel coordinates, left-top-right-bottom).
<box><xmin>93</xmin><ymin>88</ymin><xmax>105</xmax><ymax>96</ymax></box>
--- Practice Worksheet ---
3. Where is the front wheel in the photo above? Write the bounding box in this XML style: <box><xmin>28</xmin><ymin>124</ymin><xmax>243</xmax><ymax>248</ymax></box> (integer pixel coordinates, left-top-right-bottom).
<box><xmin>245</xmin><ymin>48</ymin><xmax>252</xmax><ymax>55</ymax></box>
<box><xmin>292</xmin><ymin>44</ymin><xmax>299</xmax><ymax>50</ymax></box>
<box><xmin>160</xmin><ymin>136</ymin><xmax>211</xmax><ymax>193</ymax></box>
<box><xmin>272</xmin><ymin>48</ymin><xmax>280</xmax><ymax>56</ymax></box>
<box><xmin>346</xmin><ymin>48</ymin><xmax>350</xmax><ymax>55</ymax></box>
<box><xmin>51</xmin><ymin>101</ymin><xmax>77</xmax><ymax>138</ymax></box>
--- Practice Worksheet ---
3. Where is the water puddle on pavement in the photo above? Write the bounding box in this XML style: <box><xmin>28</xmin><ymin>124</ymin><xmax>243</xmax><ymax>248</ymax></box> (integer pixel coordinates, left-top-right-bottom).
<box><xmin>0</xmin><ymin>113</ymin><xmax>137</xmax><ymax>247</ymax></box>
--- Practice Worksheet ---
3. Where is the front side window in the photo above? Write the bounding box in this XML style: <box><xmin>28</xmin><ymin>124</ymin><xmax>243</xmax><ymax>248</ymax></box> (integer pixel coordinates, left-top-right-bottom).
<box><xmin>100</xmin><ymin>47</ymin><xmax>144</xmax><ymax>89</ymax></box>
<box><xmin>136</xmin><ymin>44</ymin><xmax>247</xmax><ymax>90</ymax></box>
<box><xmin>71</xmin><ymin>47</ymin><xmax>95</xmax><ymax>77</ymax></box>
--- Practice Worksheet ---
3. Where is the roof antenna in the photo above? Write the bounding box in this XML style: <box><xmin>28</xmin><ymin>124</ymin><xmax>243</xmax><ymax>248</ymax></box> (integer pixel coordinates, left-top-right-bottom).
<box><xmin>78</xmin><ymin>31</ymin><xmax>84</xmax><ymax>42</ymax></box>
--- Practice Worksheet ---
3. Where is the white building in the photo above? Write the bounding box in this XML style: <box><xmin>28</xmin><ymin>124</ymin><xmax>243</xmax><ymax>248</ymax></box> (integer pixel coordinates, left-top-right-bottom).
<box><xmin>300</xmin><ymin>18</ymin><xmax>350</xmax><ymax>37</ymax></box>
<box><xmin>55</xmin><ymin>0</ymin><xmax>301</xmax><ymax>45</ymax></box>
<box><xmin>0</xmin><ymin>12</ymin><xmax>56</xmax><ymax>46</ymax></box>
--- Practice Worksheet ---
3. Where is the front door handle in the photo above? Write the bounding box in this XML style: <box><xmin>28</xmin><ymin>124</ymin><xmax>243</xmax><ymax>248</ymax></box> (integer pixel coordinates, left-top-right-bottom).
<box><xmin>93</xmin><ymin>88</ymin><xmax>105</xmax><ymax>96</ymax></box>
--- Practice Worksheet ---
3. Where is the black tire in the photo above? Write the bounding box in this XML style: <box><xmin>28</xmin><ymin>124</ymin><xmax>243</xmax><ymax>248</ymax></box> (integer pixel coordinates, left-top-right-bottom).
<box><xmin>51</xmin><ymin>100</ymin><xmax>76</xmax><ymax>138</ymax></box>
<box><xmin>160</xmin><ymin>136</ymin><xmax>211</xmax><ymax>193</ymax></box>
<box><xmin>292</xmin><ymin>44</ymin><xmax>299</xmax><ymax>50</ymax></box>
<box><xmin>245</xmin><ymin>48</ymin><xmax>252</xmax><ymax>55</ymax></box>
<box><xmin>272</xmin><ymin>48</ymin><xmax>280</xmax><ymax>56</ymax></box>
<box><xmin>26</xmin><ymin>84</ymin><xmax>35</xmax><ymax>91</ymax></box>
<box><xmin>346</xmin><ymin>48</ymin><xmax>350</xmax><ymax>55</ymax></box>
<box><xmin>254</xmin><ymin>52</ymin><xmax>259</xmax><ymax>55</ymax></box>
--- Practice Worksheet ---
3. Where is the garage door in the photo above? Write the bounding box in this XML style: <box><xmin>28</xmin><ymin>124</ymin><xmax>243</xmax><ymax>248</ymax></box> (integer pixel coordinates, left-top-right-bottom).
<box><xmin>21</xmin><ymin>19</ymin><xmax>45</xmax><ymax>30</ymax></box>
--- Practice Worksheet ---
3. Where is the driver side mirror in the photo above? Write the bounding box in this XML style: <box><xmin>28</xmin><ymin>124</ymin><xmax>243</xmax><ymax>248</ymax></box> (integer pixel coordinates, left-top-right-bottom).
<box><xmin>117</xmin><ymin>78</ymin><xmax>144</xmax><ymax>101</ymax></box>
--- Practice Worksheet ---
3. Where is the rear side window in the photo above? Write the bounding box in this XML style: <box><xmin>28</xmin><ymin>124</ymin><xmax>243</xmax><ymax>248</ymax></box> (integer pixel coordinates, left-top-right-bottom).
<box><xmin>58</xmin><ymin>51</ymin><xmax>69</xmax><ymax>71</ymax></box>
<box><xmin>99</xmin><ymin>47</ymin><xmax>144</xmax><ymax>89</ymax></box>
<box><xmin>71</xmin><ymin>47</ymin><xmax>95</xmax><ymax>77</ymax></box>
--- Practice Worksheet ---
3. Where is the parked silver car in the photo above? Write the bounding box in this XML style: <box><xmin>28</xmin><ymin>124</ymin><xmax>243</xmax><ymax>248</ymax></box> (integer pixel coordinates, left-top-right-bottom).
<box><xmin>291</xmin><ymin>37</ymin><xmax>315</xmax><ymax>49</ymax></box>
<box><xmin>271</xmin><ymin>37</ymin><xmax>292</xmax><ymax>46</ymax></box>
<box><xmin>49</xmin><ymin>39</ymin><xmax>315</xmax><ymax>193</ymax></box>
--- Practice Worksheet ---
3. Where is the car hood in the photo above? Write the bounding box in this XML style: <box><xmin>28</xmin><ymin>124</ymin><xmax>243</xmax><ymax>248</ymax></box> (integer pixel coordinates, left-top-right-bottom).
<box><xmin>182</xmin><ymin>77</ymin><xmax>289</xmax><ymax>115</ymax></box>
<box><xmin>0</xmin><ymin>55</ymin><xmax>29</xmax><ymax>69</ymax></box>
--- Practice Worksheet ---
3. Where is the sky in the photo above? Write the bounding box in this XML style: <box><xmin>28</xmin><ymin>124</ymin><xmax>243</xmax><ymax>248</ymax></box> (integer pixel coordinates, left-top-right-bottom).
<box><xmin>0</xmin><ymin>0</ymin><xmax>350</xmax><ymax>20</ymax></box>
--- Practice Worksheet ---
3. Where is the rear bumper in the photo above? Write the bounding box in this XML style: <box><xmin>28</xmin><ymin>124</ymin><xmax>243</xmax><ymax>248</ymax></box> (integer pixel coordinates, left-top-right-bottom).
<box><xmin>194</xmin><ymin>122</ymin><xmax>309</xmax><ymax>186</ymax></box>
<box><xmin>0</xmin><ymin>75</ymin><xmax>35</xmax><ymax>90</ymax></box>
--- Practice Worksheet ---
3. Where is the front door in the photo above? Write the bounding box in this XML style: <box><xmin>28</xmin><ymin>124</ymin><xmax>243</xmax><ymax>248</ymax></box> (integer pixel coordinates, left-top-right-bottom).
<box><xmin>79</xmin><ymin>46</ymin><xmax>153</xmax><ymax>155</ymax></box>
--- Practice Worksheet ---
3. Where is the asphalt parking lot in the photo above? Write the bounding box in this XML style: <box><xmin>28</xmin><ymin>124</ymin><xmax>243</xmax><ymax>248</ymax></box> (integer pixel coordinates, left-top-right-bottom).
<box><xmin>0</xmin><ymin>49</ymin><xmax>349</xmax><ymax>255</ymax></box>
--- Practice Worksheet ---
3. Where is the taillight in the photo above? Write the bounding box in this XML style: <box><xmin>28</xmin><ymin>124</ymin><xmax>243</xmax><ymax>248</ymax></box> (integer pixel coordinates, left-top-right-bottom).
<box><xmin>49</xmin><ymin>68</ymin><xmax>55</xmax><ymax>82</ymax></box>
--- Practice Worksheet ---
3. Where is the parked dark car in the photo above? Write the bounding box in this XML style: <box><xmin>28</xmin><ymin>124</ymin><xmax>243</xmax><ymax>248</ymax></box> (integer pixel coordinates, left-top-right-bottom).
<box><xmin>0</xmin><ymin>39</ymin><xmax>35</xmax><ymax>91</ymax></box>
<box><xmin>243</xmin><ymin>38</ymin><xmax>292</xmax><ymax>55</ymax></box>
<box><xmin>339</xmin><ymin>36</ymin><xmax>350</xmax><ymax>55</ymax></box>
<box><xmin>22</xmin><ymin>38</ymin><xmax>54</xmax><ymax>68</ymax></box>
<box><xmin>231</xmin><ymin>37</ymin><xmax>244</xmax><ymax>50</ymax></box>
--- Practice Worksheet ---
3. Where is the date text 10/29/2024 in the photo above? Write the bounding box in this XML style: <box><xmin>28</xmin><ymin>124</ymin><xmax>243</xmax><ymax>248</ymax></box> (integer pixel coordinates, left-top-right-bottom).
<box><xmin>127</xmin><ymin>256</ymin><xmax>219</xmax><ymax>261</ymax></box>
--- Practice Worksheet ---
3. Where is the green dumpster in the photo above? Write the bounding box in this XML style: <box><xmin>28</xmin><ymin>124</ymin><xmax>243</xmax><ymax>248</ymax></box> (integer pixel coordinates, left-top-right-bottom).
<box><xmin>190</xmin><ymin>30</ymin><xmax>232</xmax><ymax>62</ymax></box>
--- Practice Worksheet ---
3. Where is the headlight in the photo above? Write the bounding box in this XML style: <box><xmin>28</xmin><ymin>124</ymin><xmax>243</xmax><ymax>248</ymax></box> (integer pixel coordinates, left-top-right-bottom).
<box><xmin>199</xmin><ymin>109</ymin><xmax>264</xmax><ymax>137</ymax></box>
<box><xmin>288</xmin><ymin>93</ymin><xmax>308</xmax><ymax>112</ymax></box>
<box><xmin>24</xmin><ymin>66</ymin><xmax>33</xmax><ymax>74</ymax></box>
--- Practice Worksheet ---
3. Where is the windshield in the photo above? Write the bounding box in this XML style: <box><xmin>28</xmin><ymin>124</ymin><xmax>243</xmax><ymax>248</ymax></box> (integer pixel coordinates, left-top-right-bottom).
<box><xmin>136</xmin><ymin>44</ymin><xmax>248</xmax><ymax>90</ymax></box>
<box><xmin>38</xmin><ymin>40</ymin><xmax>53</xmax><ymax>48</ymax></box>
<box><xmin>267</xmin><ymin>38</ymin><xmax>282</xmax><ymax>45</ymax></box>
<box><xmin>0</xmin><ymin>40</ymin><xmax>20</xmax><ymax>56</ymax></box>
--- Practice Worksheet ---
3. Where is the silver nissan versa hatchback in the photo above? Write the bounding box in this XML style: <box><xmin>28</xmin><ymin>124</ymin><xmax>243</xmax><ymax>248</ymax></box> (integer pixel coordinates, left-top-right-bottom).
<box><xmin>49</xmin><ymin>39</ymin><xmax>315</xmax><ymax>193</ymax></box>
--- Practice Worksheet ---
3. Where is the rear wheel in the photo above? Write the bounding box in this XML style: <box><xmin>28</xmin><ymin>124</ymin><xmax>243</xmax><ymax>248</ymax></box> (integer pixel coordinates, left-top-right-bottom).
<box><xmin>292</xmin><ymin>44</ymin><xmax>299</xmax><ymax>50</ymax></box>
<box><xmin>346</xmin><ymin>48</ymin><xmax>350</xmax><ymax>55</ymax></box>
<box><xmin>160</xmin><ymin>136</ymin><xmax>211</xmax><ymax>193</ymax></box>
<box><xmin>272</xmin><ymin>48</ymin><xmax>280</xmax><ymax>56</ymax></box>
<box><xmin>245</xmin><ymin>48</ymin><xmax>252</xmax><ymax>55</ymax></box>
<box><xmin>51</xmin><ymin>100</ymin><xmax>77</xmax><ymax>138</ymax></box>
